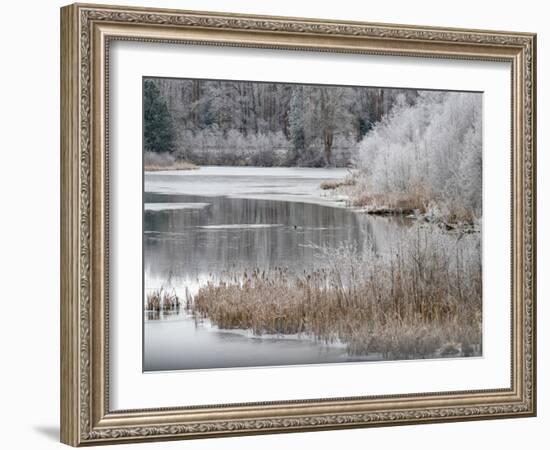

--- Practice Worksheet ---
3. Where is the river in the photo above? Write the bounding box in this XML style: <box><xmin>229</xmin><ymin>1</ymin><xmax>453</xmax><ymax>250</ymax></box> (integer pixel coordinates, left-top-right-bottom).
<box><xmin>143</xmin><ymin>166</ymin><xmax>408</xmax><ymax>371</ymax></box>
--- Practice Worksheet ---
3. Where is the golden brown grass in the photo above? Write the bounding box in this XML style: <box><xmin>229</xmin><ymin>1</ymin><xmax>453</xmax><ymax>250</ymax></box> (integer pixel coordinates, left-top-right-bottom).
<box><xmin>190</xmin><ymin>229</ymin><xmax>482</xmax><ymax>360</ymax></box>
<box><xmin>335</xmin><ymin>179</ymin><xmax>478</xmax><ymax>227</ymax></box>
<box><xmin>146</xmin><ymin>287</ymin><xmax>181</xmax><ymax>312</ymax></box>
<box><xmin>144</xmin><ymin>160</ymin><xmax>199</xmax><ymax>172</ymax></box>
<box><xmin>144</xmin><ymin>151</ymin><xmax>199</xmax><ymax>172</ymax></box>
<box><xmin>347</xmin><ymin>184</ymin><xmax>430</xmax><ymax>213</ymax></box>
<box><xmin>320</xmin><ymin>178</ymin><xmax>355</xmax><ymax>190</ymax></box>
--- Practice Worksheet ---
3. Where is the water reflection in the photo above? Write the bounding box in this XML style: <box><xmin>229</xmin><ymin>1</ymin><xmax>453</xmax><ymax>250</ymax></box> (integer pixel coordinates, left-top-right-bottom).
<box><xmin>144</xmin><ymin>192</ymin><xmax>408</xmax><ymax>294</ymax></box>
<box><xmin>146</xmin><ymin>311</ymin><xmax>160</xmax><ymax>321</ymax></box>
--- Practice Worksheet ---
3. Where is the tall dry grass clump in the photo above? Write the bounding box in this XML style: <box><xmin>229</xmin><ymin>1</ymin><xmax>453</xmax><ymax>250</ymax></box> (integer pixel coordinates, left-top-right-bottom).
<box><xmin>146</xmin><ymin>287</ymin><xmax>181</xmax><ymax>312</ymax></box>
<box><xmin>144</xmin><ymin>151</ymin><xmax>199</xmax><ymax>171</ymax></box>
<box><xmin>345</xmin><ymin>182</ymin><xmax>431</xmax><ymax>215</ymax></box>
<box><xmin>191</xmin><ymin>227</ymin><xmax>481</xmax><ymax>360</ymax></box>
<box><xmin>320</xmin><ymin>177</ymin><xmax>355</xmax><ymax>191</ymax></box>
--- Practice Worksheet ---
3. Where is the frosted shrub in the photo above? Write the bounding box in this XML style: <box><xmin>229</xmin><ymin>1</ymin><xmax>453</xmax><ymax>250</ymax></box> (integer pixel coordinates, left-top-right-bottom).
<box><xmin>354</xmin><ymin>92</ymin><xmax>482</xmax><ymax>223</ymax></box>
<box><xmin>177</xmin><ymin>128</ymin><xmax>291</xmax><ymax>166</ymax></box>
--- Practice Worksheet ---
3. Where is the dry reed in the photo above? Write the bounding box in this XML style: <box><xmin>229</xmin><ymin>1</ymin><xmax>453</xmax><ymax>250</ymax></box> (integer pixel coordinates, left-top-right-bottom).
<box><xmin>146</xmin><ymin>287</ymin><xmax>181</xmax><ymax>312</ymax></box>
<box><xmin>144</xmin><ymin>151</ymin><xmax>199</xmax><ymax>171</ymax></box>
<box><xmin>320</xmin><ymin>178</ymin><xmax>355</xmax><ymax>190</ymax></box>
<box><xmin>190</xmin><ymin>228</ymin><xmax>482</xmax><ymax>360</ymax></box>
<box><xmin>144</xmin><ymin>160</ymin><xmax>199</xmax><ymax>172</ymax></box>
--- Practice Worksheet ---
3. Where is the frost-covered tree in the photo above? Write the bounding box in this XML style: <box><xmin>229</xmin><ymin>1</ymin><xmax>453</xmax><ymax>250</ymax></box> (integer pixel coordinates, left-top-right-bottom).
<box><xmin>355</xmin><ymin>91</ymin><xmax>482</xmax><ymax>221</ymax></box>
<box><xmin>146</xmin><ymin>77</ymin><xmax>420</xmax><ymax>168</ymax></box>
<box><xmin>318</xmin><ymin>87</ymin><xmax>350</xmax><ymax>166</ymax></box>
<box><xmin>288</xmin><ymin>86</ymin><xmax>305</xmax><ymax>164</ymax></box>
<box><xmin>296</xmin><ymin>86</ymin><xmax>356</xmax><ymax>166</ymax></box>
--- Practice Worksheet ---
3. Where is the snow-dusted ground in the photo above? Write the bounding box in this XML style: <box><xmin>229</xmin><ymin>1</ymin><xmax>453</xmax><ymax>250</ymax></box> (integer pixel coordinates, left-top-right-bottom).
<box><xmin>144</xmin><ymin>202</ymin><xmax>211</xmax><ymax>211</ymax></box>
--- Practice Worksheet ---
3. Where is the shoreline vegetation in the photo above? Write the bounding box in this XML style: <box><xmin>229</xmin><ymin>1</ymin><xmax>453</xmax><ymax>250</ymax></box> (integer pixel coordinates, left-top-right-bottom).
<box><xmin>144</xmin><ymin>151</ymin><xmax>198</xmax><ymax>172</ymax></box>
<box><xmin>146</xmin><ymin>286</ymin><xmax>181</xmax><ymax>312</ymax></box>
<box><xmin>315</xmin><ymin>92</ymin><xmax>482</xmax><ymax>230</ymax></box>
<box><xmin>146</xmin><ymin>228</ymin><xmax>482</xmax><ymax>360</ymax></box>
<box><xmin>320</xmin><ymin>174</ymin><xmax>480</xmax><ymax>232</ymax></box>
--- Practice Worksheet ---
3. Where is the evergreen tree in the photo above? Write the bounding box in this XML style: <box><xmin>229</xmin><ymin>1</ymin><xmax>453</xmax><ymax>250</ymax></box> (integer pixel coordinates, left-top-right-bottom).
<box><xmin>144</xmin><ymin>79</ymin><xmax>176</xmax><ymax>153</ymax></box>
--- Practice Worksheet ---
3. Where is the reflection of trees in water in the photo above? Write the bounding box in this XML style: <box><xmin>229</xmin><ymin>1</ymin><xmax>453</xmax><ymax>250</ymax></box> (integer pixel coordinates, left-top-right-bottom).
<box><xmin>355</xmin><ymin>214</ymin><xmax>413</xmax><ymax>257</ymax></box>
<box><xmin>143</xmin><ymin>192</ymin><xmax>409</xmax><ymax>287</ymax></box>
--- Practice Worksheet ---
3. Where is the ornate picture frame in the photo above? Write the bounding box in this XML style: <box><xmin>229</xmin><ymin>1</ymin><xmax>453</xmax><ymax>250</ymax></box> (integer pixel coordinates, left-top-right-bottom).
<box><xmin>60</xmin><ymin>3</ymin><xmax>536</xmax><ymax>446</ymax></box>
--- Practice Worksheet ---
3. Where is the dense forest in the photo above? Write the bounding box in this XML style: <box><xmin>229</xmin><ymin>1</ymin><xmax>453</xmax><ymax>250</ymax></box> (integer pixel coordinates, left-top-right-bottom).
<box><xmin>144</xmin><ymin>78</ymin><xmax>417</xmax><ymax>167</ymax></box>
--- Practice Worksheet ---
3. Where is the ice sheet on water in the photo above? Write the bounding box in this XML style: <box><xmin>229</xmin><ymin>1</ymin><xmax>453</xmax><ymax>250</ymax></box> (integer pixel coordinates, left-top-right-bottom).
<box><xmin>199</xmin><ymin>224</ymin><xmax>284</xmax><ymax>230</ymax></box>
<box><xmin>146</xmin><ymin>166</ymin><xmax>349</xmax><ymax>179</ymax></box>
<box><xmin>145</xmin><ymin>202</ymin><xmax>211</xmax><ymax>211</ymax></box>
<box><xmin>145</xmin><ymin>166</ymin><xmax>350</xmax><ymax>208</ymax></box>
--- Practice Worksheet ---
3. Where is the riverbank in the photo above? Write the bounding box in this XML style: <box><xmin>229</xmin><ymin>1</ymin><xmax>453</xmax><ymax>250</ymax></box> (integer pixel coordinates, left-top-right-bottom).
<box><xmin>144</xmin><ymin>161</ymin><xmax>199</xmax><ymax>171</ymax></box>
<box><xmin>144</xmin><ymin>151</ymin><xmax>199</xmax><ymax>171</ymax></box>
<box><xmin>320</xmin><ymin>174</ymin><xmax>480</xmax><ymax>231</ymax></box>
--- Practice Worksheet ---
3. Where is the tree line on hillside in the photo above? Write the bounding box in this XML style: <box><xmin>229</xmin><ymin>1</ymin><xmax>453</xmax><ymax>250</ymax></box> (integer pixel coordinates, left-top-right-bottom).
<box><xmin>143</xmin><ymin>78</ymin><xmax>417</xmax><ymax>167</ymax></box>
<box><xmin>144</xmin><ymin>78</ymin><xmax>482</xmax><ymax>223</ymax></box>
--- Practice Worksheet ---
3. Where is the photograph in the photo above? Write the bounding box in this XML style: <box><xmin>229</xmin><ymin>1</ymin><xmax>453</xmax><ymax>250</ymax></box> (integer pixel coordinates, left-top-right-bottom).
<box><xmin>142</xmin><ymin>77</ymin><xmax>483</xmax><ymax>371</ymax></box>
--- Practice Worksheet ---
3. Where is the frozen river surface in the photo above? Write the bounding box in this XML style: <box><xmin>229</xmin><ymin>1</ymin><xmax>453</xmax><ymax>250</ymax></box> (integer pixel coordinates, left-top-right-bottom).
<box><xmin>145</xmin><ymin>165</ymin><xmax>351</xmax><ymax>206</ymax></box>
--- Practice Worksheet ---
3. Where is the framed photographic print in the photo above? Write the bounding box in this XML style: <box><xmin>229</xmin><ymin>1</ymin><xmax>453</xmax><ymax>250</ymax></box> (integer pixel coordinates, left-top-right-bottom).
<box><xmin>60</xmin><ymin>3</ymin><xmax>537</xmax><ymax>446</ymax></box>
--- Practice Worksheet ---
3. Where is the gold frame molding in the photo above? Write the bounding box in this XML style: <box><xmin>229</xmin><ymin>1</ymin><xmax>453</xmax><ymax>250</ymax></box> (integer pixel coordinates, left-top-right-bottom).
<box><xmin>60</xmin><ymin>2</ymin><xmax>537</xmax><ymax>446</ymax></box>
